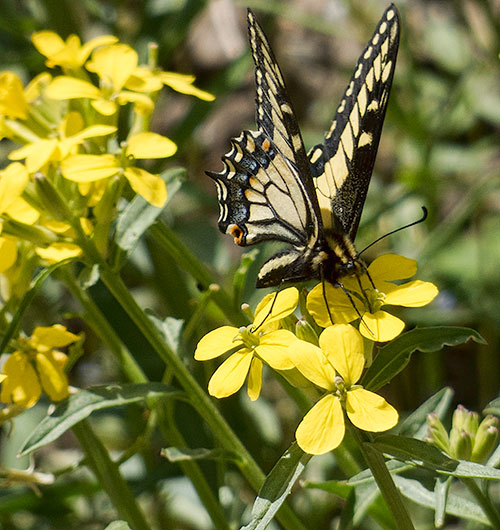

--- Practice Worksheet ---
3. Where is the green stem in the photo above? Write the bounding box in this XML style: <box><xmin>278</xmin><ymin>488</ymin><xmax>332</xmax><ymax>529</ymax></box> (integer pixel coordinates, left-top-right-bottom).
<box><xmin>148</xmin><ymin>222</ymin><xmax>247</xmax><ymax>325</ymax></box>
<box><xmin>73</xmin><ymin>420</ymin><xmax>151</xmax><ymax>530</ymax></box>
<box><xmin>460</xmin><ymin>477</ymin><xmax>500</xmax><ymax>528</ymax></box>
<box><xmin>352</xmin><ymin>429</ymin><xmax>415</xmax><ymax>530</ymax></box>
<box><xmin>97</xmin><ymin>265</ymin><xmax>306</xmax><ymax>530</ymax></box>
<box><xmin>62</xmin><ymin>268</ymin><xmax>231</xmax><ymax>528</ymax></box>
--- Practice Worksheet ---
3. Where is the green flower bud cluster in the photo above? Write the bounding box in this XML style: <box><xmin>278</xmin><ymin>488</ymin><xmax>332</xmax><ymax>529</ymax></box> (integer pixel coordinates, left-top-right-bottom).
<box><xmin>427</xmin><ymin>405</ymin><xmax>499</xmax><ymax>463</ymax></box>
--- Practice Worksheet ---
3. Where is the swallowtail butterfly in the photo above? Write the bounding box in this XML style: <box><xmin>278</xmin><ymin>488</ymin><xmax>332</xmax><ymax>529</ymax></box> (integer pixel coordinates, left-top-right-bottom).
<box><xmin>207</xmin><ymin>5</ymin><xmax>400</xmax><ymax>288</ymax></box>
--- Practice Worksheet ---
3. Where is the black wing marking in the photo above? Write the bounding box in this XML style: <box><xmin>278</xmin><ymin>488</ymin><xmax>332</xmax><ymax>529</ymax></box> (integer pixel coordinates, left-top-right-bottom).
<box><xmin>207</xmin><ymin>9</ymin><xmax>322</xmax><ymax>249</ymax></box>
<box><xmin>309</xmin><ymin>4</ymin><xmax>400</xmax><ymax>239</ymax></box>
<box><xmin>207</xmin><ymin>130</ymin><xmax>313</xmax><ymax>247</ymax></box>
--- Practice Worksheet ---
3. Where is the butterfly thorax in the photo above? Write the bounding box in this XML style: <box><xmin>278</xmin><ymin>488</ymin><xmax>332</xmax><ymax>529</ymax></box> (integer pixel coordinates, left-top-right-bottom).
<box><xmin>320</xmin><ymin>231</ymin><xmax>365</xmax><ymax>284</ymax></box>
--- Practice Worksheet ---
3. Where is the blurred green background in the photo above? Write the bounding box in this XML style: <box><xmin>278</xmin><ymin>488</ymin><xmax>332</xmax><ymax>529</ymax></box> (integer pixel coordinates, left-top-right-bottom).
<box><xmin>1</xmin><ymin>0</ymin><xmax>499</xmax><ymax>528</ymax></box>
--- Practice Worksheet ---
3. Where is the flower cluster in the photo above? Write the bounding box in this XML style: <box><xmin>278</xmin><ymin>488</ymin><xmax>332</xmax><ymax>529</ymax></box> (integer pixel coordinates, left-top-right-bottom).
<box><xmin>195</xmin><ymin>254</ymin><xmax>438</xmax><ymax>455</ymax></box>
<box><xmin>0</xmin><ymin>30</ymin><xmax>213</xmax><ymax>302</ymax></box>
<box><xmin>0</xmin><ymin>31</ymin><xmax>213</xmax><ymax>410</ymax></box>
<box><xmin>0</xmin><ymin>324</ymin><xmax>79</xmax><ymax>409</ymax></box>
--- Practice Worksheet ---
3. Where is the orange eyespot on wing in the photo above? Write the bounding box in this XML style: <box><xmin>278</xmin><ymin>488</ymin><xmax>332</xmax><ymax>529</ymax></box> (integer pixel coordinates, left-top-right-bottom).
<box><xmin>228</xmin><ymin>224</ymin><xmax>245</xmax><ymax>245</ymax></box>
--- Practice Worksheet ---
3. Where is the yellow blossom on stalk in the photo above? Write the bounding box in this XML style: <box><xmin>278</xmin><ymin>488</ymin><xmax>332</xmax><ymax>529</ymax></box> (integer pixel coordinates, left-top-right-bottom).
<box><xmin>31</xmin><ymin>31</ymin><xmax>118</xmax><ymax>70</ymax></box>
<box><xmin>0</xmin><ymin>162</ymin><xmax>39</xmax><ymax>224</ymax></box>
<box><xmin>0</xmin><ymin>72</ymin><xmax>29</xmax><ymax>119</ymax></box>
<box><xmin>290</xmin><ymin>324</ymin><xmax>398</xmax><ymax>455</ymax></box>
<box><xmin>8</xmin><ymin>112</ymin><xmax>116</xmax><ymax>173</ymax></box>
<box><xmin>0</xmin><ymin>325</ymin><xmax>79</xmax><ymax>408</ymax></box>
<box><xmin>195</xmin><ymin>288</ymin><xmax>299</xmax><ymax>401</ymax></box>
<box><xmin>0</xmin><ymin>236</ymin><xmax>18</xmax><ymax>273</ymax></box>
<box><xmin>60</xmin><ymin>132</ymin><xmax>176</xmax><ymax>207</ymax></box>
<box><xmin>307</xmin><ymin>254</ymin><xmax>438</xmax><ymax>342</ymax></box>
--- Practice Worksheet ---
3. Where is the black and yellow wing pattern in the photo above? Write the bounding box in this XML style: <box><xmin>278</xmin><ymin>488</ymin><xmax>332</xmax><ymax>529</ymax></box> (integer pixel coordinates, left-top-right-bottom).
<box><xmin>207</xmin><ymin>5</ymin><xmax>400</xmax><ymax>288</ymax></box>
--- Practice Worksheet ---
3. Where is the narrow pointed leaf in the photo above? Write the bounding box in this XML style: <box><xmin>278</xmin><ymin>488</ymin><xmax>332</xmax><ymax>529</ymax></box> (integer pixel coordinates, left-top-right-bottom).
<box><xmin>362</xmin><ymin>327</ymin><xmax>485</xmax><ymax>391</ymax></box>
<box><xmin>240</xmin><ymin>443</ymin><xmax>310</xmax><ymax>530</ymax></box>
<box><xmin>20</xmin><ymin>383</ymin><xmax>177</xmax><ymax>455</ymax></box>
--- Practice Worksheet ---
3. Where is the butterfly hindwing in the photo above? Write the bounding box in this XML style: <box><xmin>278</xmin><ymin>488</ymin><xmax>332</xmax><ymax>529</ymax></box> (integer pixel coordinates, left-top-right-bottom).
<box><xmin>309</xmin><ymin>4</ymin><xmax>400</xmax><ymax>239</ymax></box>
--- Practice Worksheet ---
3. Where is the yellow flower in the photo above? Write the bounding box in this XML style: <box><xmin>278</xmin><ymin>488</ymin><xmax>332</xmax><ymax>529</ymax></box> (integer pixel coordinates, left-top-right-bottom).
<box><xmin>0</xmin><ymin>163</ymin><xmax>39</xmax><ymax>224</ymax></box>
<box><xmin>290</xmin><ymin>324</ymin><xmax>398</xmax><ymax>455</ymax></box>
<box><xmin>60</xmin><ymin>132</ymin><xmax>176</xmax><ymax>207</ymax></box>
<box><xmin>126</xmin><ymin>68</ymin><xmax>215</xmax><ymax>101</ymax></box>
<box><xmin>31</xmin><ymin>31</ymin><xmax>118</xmax><ymax>70</ymax></box>
<box><xmin>1</xmin><ymin>325</ymin><xmax>79</xmax><ymax>408</ymax></box>
<box><xmin>195</xmin><ymin>288</ymin><xmax>299</xmax><ymax>401</ymax></box>
<box><xmin>0</xmin><ymin>72</ymin><xmax>29</xmax><ymax>119</ymax></box>
<box><xmin>307</xmin><ymin>254</ymin><xmax>439</xmax><ymax>342</ymax></box>
<box><xmin>0</xmin><ymin>236</ymin><xmax>17</xmax><ymax>273</ymax></box>
<box><xmin>8</xmin><ymin>111</ymin><xmax>116</xmax><ymax>173</ymax></box>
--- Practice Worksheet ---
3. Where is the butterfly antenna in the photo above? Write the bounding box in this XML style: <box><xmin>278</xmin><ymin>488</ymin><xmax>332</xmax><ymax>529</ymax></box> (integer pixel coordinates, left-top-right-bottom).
<box><xmin>358</xmin><ymin>206</ymin><xmax>428</xmax><ymax>258</ymax></box>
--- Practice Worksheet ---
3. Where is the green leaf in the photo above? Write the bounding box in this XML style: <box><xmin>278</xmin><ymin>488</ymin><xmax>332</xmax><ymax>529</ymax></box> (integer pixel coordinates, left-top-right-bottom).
<box><xmin>395</xmin><ymin>387</ymin><xmax>454</xmax><ymax>439</ymax></box>
<box><xmin>147</xmin><ymin>312</ymin><xmax>184</xmax><ymax>352</ymax></box>
<box><xmin>112</xmin><ymin>167</ymin><xmax>186</xmax><ymax>269</ymax></box>
<box><xmin>20</xmin><ymin>383</ymin><xmax>177</xmax><ymax>456</ymax></box>
<box><xmin>483</xmin><ymin>397</ymin><xmax>500</xmax><ymax>417</ymax></box>
<box><xmin>362</xmin><ymin>327</ymin><xmax>485</xmax><ymax>391</ymax></box>
<box><xmin>240</xmin><ymin>443</ymin><xmax>310</xmax><ymax>530</ymax></box>
<box><xmin>371</xmin><ymin>435</ymin><xmax>500</xmax><ymax>480</ymax></box>
<box><xmin>394</xmin><ymin>476</ymin><xmax>489</xmax><ymax>525</ymax></box>
<box><xmin>434</xmin><ymin>476</ymin><xmax>452</xmax><ymax>528</ymax></box>
<box><xmin>161</xmin><ymin>446</ymin><xmax>240</xmax><ymax>463</ymax></box>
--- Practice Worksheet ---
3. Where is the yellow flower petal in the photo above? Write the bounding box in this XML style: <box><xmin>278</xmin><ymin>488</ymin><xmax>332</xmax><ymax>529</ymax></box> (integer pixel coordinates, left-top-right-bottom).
<box><xmin>31</xmin><ymin>324</ymin><xmax>79</xmax><ymax>349</ymax></box>
<box><xmin>35</xmin><ymin>351</ymin><xmax>69</xmax><ymax>402</ymax></box>
<box><xmin>359</xmin><ymin>311</ymin><xmax>405</xmax><ymax>342</ymax></box>
<box><xmin>35</xmin><ymin>243</ymin><xmax>82</xmax><ymax>262</ymax></box>
<box><xmin>124</xmin><ymin>167</ymin><xmax>167</xmax><ymax>207</ymax></box>
<box><xmin>0</xmin><ymin>72</ymin><xmax>29</xmax><ymax>119</ymax></box>
<box><xmin>307</xmin><ymin>283</ymin><xmax>361</xmax><ymax>328</ymax></box>
<box><xmin>71</xmin><ymin>124</ymin><xmax>117</xmax><ymax>141</ymax></box>
<box><xmin>346</xmin><ymin>387</ymin><xmax>398</xmax><ymax>432</ymax></box>
<box><xmin>78</xmin><ymin>35</ymin><xmax>119</xmax><ymax>66</ymax></box>
<box><xmin>247</xmin><ymin>357</ymin><xmax>262</xmax><ymax>401</ymax></box>
<box><xmin>45</xmin><ymin>76</ymin><xmax>100</xmax><ymax>100</ymax></box>
<box><xmin>116</xmin><ymin>91</ymin><xmax>154</xmax><ymax>114</ymax></box>
<box><xmin>91</xmin><ymin>98</ymin><xmax>117</xmax><ymax>115</ymax></box>
<box><xmin>253</xmin><ymin>287</ymin><xmax>298</xmax><ymax>329</ymax></box>
<box><xmin>256</xmin><ymin>329</ymin><xmax>298</xmax><ymax>370</ymax></box>
<box><xmin>125</xmin><ymin>67</ymin><xmax>163</xmax><ymax>93</ymax></box>
<box><xmin>368</xmin><ymin>254</ymin><xmax>417</xmax><ymax>282</ymax></box>
<box><xmin>6</xmin><ymin>198</ymin><xmax>40</xmax><ymax>225</ymax></box>
<box><xmin>9</xmin><ymin>139</ymin><xmax>58</xmax><ymax>173</ymax></box>
<box><xmin>288</xmin><ymin>339</ymin><xmax>335</xmax><ymax>390</ymax></box>
<box><xmin>296</xmin><ymin>394</ymin><xmax>344</xmax><ymax>455</ymax></box>
<box><xmin>86</xmin><ymin>44</ymin><xmax>138</xmax><ymax>91</ymax></box>
<box><xmin>0</xmin><ymin>162</ymin><xmax>28</xmax><ymax>213</ymax></box>
<box><xmin>194</xmin><ymin>326</ymin><xmax>242</xmax><ymax>360</ymax></box>
<box><xmin>1</xmin><ymin>352</ymin><xmax>41</xmax><ymax>408</ymax></box>
<box><xmin>159</xmin><ymin>72</ymin><xmax>215</xmax><ymax>101</ymax></box>
<box><xmin>61</xmin><ymin>154</ymin><xmax>119</xmax><ymax>182</ymax></box>
<box><xmin>0</xmin><ymin>236</ymin><xmax>17</xmax><ymax>272</ymax></box>
<box><xmin>384</xmin><ymin>280</ymin><xmax>439</xmax><ymax>307</ymax></box>
<box><xmin>127</xmin><ymin>132</ymin><xmax>177</xmax><ymax>159</ymax></box>
<box><xmin>32</xmin><ymin>31</ymin><xmax>66</xmax><ymax>60</ymax></box>
<box><xmin>320</xmin><ymin>324</ymin><xmax>365</xmax><ymax>385</ymax></box>
<box><xmin>208</xmin><ymin>350</ymin><xmax>253</xmax><ymax>398</ymax></box>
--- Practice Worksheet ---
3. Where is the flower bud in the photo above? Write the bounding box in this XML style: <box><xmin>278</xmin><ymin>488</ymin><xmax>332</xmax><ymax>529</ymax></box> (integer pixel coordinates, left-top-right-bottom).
<box><xmin>33</xmin><ymin>172</ymin><xmax>73</xmax><ymax>222</ymax></box>
<box><xmin>450</xmin><ymin>427</ymin><xmax>472</xmax><ymax>460</ymax></box>
<box><xmin>452</xmin><ymin>405</ymin><xmax>470</xmax><ymax>432</ymax></box>
<box><xmin>472</xmin><ymin>416</ymin><xmax>499</xmax><ymax>463</ymax></box>
<box><xmin>426</xmin><ymin>413</ymin><xmax>450</xmax><ymax>454</ymax></box>
<box><xmin>295</xmin><ymin>319</ymin><xmax>318</xmax><ymax>345</ymax></box>
<box><xmin>3</xmin><ymin>219</ymin><xmax>58</xmax><ymax>246</ymax></box>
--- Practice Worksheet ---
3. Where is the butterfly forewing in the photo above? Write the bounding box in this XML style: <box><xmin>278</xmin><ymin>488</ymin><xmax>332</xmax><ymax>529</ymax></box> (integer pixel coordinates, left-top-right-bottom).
<box><xmin>309</xmin><ymin>4</ymin><xmax>400</xmax><ymax>239</ymax></box>
<box><xmin>207</xmin><ymin>10</ymin><xmax>321</xmax><ymax>251</ymax></box>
